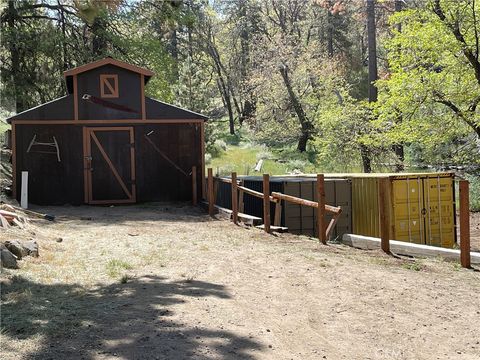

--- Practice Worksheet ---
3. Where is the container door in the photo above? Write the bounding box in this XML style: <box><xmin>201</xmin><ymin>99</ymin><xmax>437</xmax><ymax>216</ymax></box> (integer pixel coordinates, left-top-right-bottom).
<box><xmin>84</xmin><ymin>127</ymin><xmax>136</xmax><ymax>204</ymax></box>
<box><xmin>392</xmin><ymin>177</ymin><xmax>424</xmax><ymax>244</ymax></box>
<box><xmin>422</xmin><ymin>176</ymin><xmax>455</xmax><ymax>248</ymax></box>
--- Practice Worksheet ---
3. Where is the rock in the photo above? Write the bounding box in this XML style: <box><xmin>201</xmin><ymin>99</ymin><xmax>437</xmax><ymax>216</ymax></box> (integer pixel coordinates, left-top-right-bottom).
<box><xmin>23</xmin><ymin>240</ymin><xmax>39</xmax><ymax>257</ymax></box>
<box><xmin>4</xmin><ymin>240</ymin><xmax>28</xmax><ymax>260</ymax></box>
<box><xmin>1</xmin><ymin>244</ymin><xmax>19</xmax><ymax>269</ymax></box>
<box><xmin>56</xmin><ymin>237</ymin><xmax>63</xmax><ymax>243</ymax></box>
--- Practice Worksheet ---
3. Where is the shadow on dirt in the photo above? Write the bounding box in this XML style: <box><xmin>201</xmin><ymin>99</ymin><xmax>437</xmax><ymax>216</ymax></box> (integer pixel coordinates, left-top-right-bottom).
<box><xmin>1</xmin><ymin>275</ymin><xmax>262</xmax><ymax>359</ymax></box>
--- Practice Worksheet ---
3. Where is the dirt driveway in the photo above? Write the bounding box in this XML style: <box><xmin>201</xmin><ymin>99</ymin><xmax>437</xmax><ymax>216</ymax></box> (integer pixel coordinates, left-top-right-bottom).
<box><xmin>1</xmin><ymin>204</ymin><xmax>479</xmax><ymax>360</ymax></box>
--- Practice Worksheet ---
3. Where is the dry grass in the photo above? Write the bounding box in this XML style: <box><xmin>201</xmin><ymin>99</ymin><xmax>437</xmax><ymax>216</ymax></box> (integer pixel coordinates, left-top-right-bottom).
<box><xmin>1</xmin><ymin>204</ymin><xmax>479</xmax><ymax>360</ymax></box>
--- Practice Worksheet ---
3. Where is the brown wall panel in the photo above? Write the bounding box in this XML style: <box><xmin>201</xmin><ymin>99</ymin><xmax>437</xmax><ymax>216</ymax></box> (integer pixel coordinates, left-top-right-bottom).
<box><xmin>77</xmin><ymin>64</ymin><xmax>142</xmax><ymax>120</ymax></box>
<box><xmin>15</xmin><ymin>124</ymin><xmax>84</xmax><ymax>205</ymax></box>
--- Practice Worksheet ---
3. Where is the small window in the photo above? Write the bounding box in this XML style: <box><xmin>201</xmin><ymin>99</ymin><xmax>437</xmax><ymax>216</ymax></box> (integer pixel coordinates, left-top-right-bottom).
<box><xmin>100</xmin><ymin>74</ymin><xmax>119</xmax><ymax>98</ymax></box>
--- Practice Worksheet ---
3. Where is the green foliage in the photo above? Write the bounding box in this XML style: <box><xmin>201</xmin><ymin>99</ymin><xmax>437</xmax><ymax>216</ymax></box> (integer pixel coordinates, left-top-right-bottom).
<box><xmin>465</xmin><ymin>174</ymin><xmax>480</xmax><ymax>212</ymax></box>
<box><xmin>377</xmin><ymin>1</ymin><xmax>480</xmax><ymax>167</ymax></box>
<box><xmin>105</xmin><ymin>259</ymin><xmax>132</xmax><ymax>278</ymax></box>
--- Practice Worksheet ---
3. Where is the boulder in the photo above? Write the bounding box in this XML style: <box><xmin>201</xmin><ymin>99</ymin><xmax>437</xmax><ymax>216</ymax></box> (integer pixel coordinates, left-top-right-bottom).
<box><xmin>4</xmin><ymin>240</ymin><xmax>28</xmax><ymax>260</ymax></box>
<box><xmin>1</xmin><ymin>244</ymin><xmax>19</xmax><ymax>269</ymax></box>
<box><xmin>23</xmin><ymin>240</ymin><xmax>39</xmax><ymax>257</ymax></box>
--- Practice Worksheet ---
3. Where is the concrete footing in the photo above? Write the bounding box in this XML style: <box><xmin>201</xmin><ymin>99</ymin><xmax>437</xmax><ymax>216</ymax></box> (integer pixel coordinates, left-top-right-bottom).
<box><xmin>342</xmin><ymin>234</ymin><xmax>480</xmax><ymax>265</ymax></box>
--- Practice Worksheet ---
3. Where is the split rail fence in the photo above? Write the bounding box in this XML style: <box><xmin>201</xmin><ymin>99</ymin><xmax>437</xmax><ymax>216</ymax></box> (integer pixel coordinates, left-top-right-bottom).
<box><xmin>190</xmin><ymin>167</ymin><xmax>472</xmax><ymax>269</ymax></box>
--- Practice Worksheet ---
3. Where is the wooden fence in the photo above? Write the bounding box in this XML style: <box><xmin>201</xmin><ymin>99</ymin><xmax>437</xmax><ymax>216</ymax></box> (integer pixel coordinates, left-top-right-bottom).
<box><xmin>202</xmin><ymin>169</ymin><xmax>342</xmax><ymax>244</ymax></box>
<box><xmin>195</xmin><ymin>169</ymin><xmax>472</xmax><ymax>268</ymax></box>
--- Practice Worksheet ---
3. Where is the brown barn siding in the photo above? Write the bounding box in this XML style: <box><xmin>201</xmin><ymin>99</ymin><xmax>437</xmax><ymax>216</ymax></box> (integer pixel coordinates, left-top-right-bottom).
<box><xmin>77</xmin><ymin>65</ymin><xmax>142</xmax><ymax>120</ymax></box>
<box><xmin>15</xmin><ymin>124</ymin><xmax>84</xmax><ymax>205</ymax></box>
<box><xmin>14</xmin><ymin>123</ymin><xmax>203</xmax><ymax>205</ymax></box>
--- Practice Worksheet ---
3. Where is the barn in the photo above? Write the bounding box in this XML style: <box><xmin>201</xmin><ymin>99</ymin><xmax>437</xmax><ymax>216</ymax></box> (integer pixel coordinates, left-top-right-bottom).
<box><xmin>6</xmin><ymin>58</ymin><xmax>207</xmax><ymax>205</ymax></box>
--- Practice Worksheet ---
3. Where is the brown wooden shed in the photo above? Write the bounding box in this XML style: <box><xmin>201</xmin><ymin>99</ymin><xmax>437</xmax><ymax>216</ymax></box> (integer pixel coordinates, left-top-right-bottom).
<box><xmin>6</xmin><ymin>58</ymin><xmax>207</xmax><ymax>205</ymax></box>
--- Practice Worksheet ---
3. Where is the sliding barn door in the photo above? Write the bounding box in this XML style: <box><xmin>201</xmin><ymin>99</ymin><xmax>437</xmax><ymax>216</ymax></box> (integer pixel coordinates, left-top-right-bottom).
<box><xmin>83</xmin><ymin>127</ymin><xmax>136</xmax><ymax>204</ymax></box>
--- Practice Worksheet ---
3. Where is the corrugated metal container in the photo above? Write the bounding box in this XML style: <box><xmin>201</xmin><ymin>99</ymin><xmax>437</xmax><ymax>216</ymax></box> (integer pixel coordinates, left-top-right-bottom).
<box><xmin>343</xmin><ymin>172</ymin><xmax>456</xmax><ymax>248</ymax></box>
<box><xmin>282</xmin><ymin>179</ymin><xmax>351</xmax><ymax>238</ymax></box>
<box><xmin>214</xmin><ymin>176</ymin><xmax>352</xmax><ymax>239</ymax></box>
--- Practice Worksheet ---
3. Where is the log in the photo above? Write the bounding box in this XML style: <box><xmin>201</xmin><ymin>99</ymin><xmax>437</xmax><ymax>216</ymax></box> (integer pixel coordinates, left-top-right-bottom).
<box><xmin>271</xmin><ymin>192</ymin><xmax>341</xmax><ymax>214</ymax></box>
<box><xmin>237</xmin><ymin>185</ymin><xmax>279</xmax><ymax>203</ymax></box>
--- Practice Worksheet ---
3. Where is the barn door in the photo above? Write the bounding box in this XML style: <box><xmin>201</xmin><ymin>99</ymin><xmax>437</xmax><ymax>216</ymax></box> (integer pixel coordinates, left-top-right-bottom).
<box><xmin>83</xmin><ymin>127</ymin><xmax>136</xmax><ymax>204</ymax></box>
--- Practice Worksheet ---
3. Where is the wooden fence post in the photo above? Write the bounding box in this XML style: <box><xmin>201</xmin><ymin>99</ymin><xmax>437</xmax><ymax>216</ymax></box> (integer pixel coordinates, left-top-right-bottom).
<box><xmin>317</xmin><ymin>174</ymin><xmax>327</xmax><ymax>244</ymax></box>
<box><xmin>263</xmin><ymin>174</ymin><xmax>270</xmax><ymax>233</ymax></box>
<box><xmin>378</xmin><ymin>177</ymin><xmax>390</xmax><ymax>253</ymax></box>
<box><xmin>208</xmin><ymin>168</ymin><xmax>214</xmax><ymax>216</ymax></box>
<box><xmin>459</xmin><ymin>180</ymin><xmax>471</xmax><ymax>268</ymax></box>
<box><xmin>191</xmin><ymin>166</ymin><xmax>197</xmax><ymax>206</ymax></box>
<box><xmin>232</xmin><ymin>172</ymin><xmax>238</xmax><ymax>224</ymax></box>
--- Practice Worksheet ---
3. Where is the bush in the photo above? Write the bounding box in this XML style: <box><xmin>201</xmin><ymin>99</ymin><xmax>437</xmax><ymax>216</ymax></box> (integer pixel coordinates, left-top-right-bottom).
<box><xmin>206</xmin><ymin>139</ymin><xmax>227</xmax><ymax>158</ymax></box>
<box><xmin>214</xmin><ymin>139</ymin><xmax>227</xmax><ymax>151</ymax></box>
<box><xmin>205</xmin><ymin>153</ymin><xmax>212</xmax><ymax>164</ymax></box>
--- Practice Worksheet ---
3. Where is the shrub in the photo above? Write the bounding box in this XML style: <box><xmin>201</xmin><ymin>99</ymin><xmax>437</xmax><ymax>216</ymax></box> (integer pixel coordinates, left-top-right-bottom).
<box><xmin>207</xmin><ymin>139</ymin><xmax>227</xmax><ymax>158</ymax></box>
<box><xmin>466</xmin><ymin>174</ymin><xmax>480</xmax><ymax>211</ymax></box>
<box><xmin>205</xmin><ymin>153</ymin><xmax>212</xmax><ymax>164</ymax></box>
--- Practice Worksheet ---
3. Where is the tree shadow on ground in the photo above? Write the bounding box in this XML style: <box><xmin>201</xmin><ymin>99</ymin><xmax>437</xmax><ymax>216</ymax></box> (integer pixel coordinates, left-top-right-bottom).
<box><xmin>1</xmin><ymin>275</ymin><xmax>262</xmax><ymax>359</ymax></box>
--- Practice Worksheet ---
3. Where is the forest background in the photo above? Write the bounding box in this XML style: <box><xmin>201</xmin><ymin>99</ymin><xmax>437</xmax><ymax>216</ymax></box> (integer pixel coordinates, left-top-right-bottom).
<box><xmin>1</xmin><ymin>0</ymin><xmax>479</xmax><ymax>209</ymax></box>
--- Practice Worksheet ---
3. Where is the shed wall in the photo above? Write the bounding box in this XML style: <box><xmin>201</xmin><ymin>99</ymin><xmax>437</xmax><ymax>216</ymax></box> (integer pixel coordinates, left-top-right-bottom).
<box><xmin>14</xmin><ymin>122</ymin><xmax>203</xmax><ymax>205</ymax></box>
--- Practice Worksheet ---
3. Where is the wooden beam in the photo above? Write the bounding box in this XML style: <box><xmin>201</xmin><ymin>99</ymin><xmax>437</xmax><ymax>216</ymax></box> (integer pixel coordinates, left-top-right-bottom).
<box><xmin>192</xmin><ymin>166</ymin><xmax>197</xmax><ymax>206</ymax></box>
<box><xmin>378</xmin><ymin>177</ymin><xmax>390</xmax><ymax>253</ymax></box>
<box><xmin>271</xmin><ymin>192</ymin><xmax>341</xmax><ymax>214</ymax></box>
<box><xmin>459</xmin><ymin>180</ymin><xmax>471</xmax><ymax>268</ymax></box>
<box><xmin>326</xmin><ymin>212</ymin><xmax>342</xmax><ymax>239</ymax></box>
<box><xmin>208</xmin><ymin>168</ymin><xmax>214</xmax><ymax>216</ymax></box>
<box><xmin>232</xmin><ymin>172</ymin><xmax>238</xmax><ymax>224</ymax></box>
<box><xmin>317</xmin><ymin>174</ymin><xmax>327</xmax><ymax>244</ymax></box>
<box><xmin>263</xmin><ymin>174</ymin><xmax>271</xmax><ymax>233</ymax></box>
<box><xmin>237</xmin><ymin>184</ymin><xmax>279</xmax><ymax>203</ymax></box>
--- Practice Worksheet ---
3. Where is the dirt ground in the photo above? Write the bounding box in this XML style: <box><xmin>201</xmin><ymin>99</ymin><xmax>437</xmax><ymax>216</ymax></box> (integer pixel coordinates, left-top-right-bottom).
<box><xmin>1</xmin><ymin>204</ymin><xmax>479</xmax><ymax>360</ymax></box>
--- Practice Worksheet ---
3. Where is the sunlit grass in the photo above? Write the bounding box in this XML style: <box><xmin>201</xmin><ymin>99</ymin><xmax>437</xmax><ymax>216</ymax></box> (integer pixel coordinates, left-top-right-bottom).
<box><xmin>208</xmin><ymin>144</ymin><xmax>317</xmax><ymax>176</ymax></box>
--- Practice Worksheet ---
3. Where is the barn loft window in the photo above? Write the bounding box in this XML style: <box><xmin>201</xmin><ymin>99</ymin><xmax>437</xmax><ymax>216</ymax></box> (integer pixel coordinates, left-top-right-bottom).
<box><xmin>100</xmin><ymin>74</ymin><xmax>119</xmax><ymax>98</ymax></box>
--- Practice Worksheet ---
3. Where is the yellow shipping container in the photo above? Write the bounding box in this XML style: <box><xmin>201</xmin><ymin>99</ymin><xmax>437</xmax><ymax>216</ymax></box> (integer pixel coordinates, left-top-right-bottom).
<box><xmin>347</xmin><ymin>173</ymin><xmax>456</xmax><ymax>248</ymax></box>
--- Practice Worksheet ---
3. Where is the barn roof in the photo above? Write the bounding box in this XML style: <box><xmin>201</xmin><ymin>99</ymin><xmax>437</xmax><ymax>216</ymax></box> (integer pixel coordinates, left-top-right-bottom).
<box><xmin>64</xmin><ymin>57</ymin><xmax>155</xmax><ymax>78</ymax></box>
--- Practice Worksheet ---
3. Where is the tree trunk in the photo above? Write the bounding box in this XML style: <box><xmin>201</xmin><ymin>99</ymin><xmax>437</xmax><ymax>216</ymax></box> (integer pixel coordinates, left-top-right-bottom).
<box><xmin>360</xmin><ymin>145</ymin><xmax>372</xmax><ymax>173</ymax></box>
<box><xmin>169</xmin><ymin>29</ymin><xmax>179</xmax><ymax>80</ymax></box>
<box><xmin>7</xmin><ymin>1</ymin><xmax>23</xmax><ymax>112</ymax></box>
<box><xmin>326</xmin><ymin>1</ymin><xmax>334</xmax><ymax>57</ymax></box>
<box><xmin>392</xmin><ymin>0</ymin><xmax>404</xmax><ymax>172</ymax></box>
<box><xmin>392</xmin><ymin>144</ymin><xmax>405</xmax><ymax>172</ymax></box>
<box><xmin>216</xmin><ymin>76</ymin><xmax>235</xmax><ymax>134</ymax></box>
<box><xmin>362</xmin><ymin>0</ymin><xmax>377</xmax><ymax>173</ymax></box>
<box><xmin>279</xmin><ymin>64</ymin><xmax>313</xmax><ymax>152</ymax></box>
<box><xmin>367</xmin><ymin>0</ymin><xmax>378</xmax><ymax>102</ymax></box>
<box><xmin>92</xmin><ymin>16</ymin><xmax>107</xmax><ymax>57</ymax></box>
